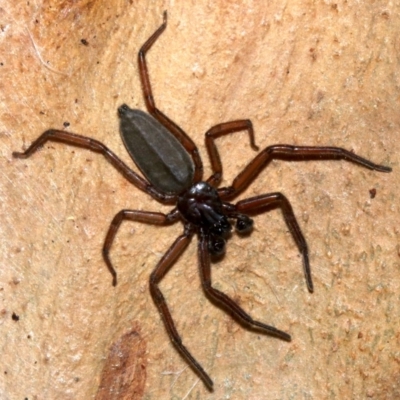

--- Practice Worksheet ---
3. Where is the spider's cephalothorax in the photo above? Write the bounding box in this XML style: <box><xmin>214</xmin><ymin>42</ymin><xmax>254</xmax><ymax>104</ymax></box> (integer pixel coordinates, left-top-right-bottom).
<box><xmin>178</xmin><ymin>181</ymin><xmax>253</xmax><ymax>255</ymax></box>
<box><xmin>178</xmin><ymin>182</ymin><xmax>229</xmax><ymax>232</ymax></box>
<box><xmin>13</xmin><ymin>11</ymin><xmax>391</xmax><ymax>391</ymax></box>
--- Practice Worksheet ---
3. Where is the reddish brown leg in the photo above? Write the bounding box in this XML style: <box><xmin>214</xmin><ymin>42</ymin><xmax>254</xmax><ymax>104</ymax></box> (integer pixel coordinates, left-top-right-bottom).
<box><xmin>149</xmin><ymin>227</ymin><xmax>214</xmax><ymax>390</ymax></box>
<box><xmin>103</xmin><ymin>208</ymin><xmax>180</xmax><ymax>286</ymax></box>
<box><xmin>198</xmin><ymin>232</ymin><xmax>291</xmax><ymax>341</ymax></box>
<box><xmin>138</xmin><ymin>11</ymin><xmax>203</xmax><ymax>183</ymax></box>
<box><xmin>12</xmin><ymin>129</ymin><xmax>177</xmax><ymax>204</ymax></box>
<box><xmin>235</xmin><ymin>193</ymin><xmax>313</xmax><ymax>292</ymax></box>
<box><xmin>205</xmin><ymin>119</ymin><xmax>259</xmax><ymax>187</ymax></box>
<box><xmin>218</xmin><ymin>145</ymin><xmax>392</xmax><ymax>200</ymax></box>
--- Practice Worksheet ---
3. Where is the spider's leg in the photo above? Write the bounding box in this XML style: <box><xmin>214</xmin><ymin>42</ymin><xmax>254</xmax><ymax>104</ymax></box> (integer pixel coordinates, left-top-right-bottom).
<box><xmin>103</xmin><ymin>208</ymin><xmax>180</xmax><ymax>286</ymax></box>
<box><xmin>149</xmin><ymin>227</ymin><xmax>214</xmax><ymax>390</ymax></box>
<box><xmin>205</xmin><ymin>120</ymin><xmax>259</xmax><ymax>187</ymax></box>
<box><xmin>235</xmin><ymin>193</ymin><xmax>313</xmax><ymax>292</ymax></box>
<box><xmin>137</xmin><ymin>11</ymin><xmax>203</xmax><ymax>182</ymax></box>
<box><xmin>198</xmin><ymin>233</ymin><xmax>291</xmax><ymax>341</ymax></box>
<box><xmin>218</xmin><ymin>144</ymin><xmax>392</xmax><ymax>200</ymax></box>
<box><xmin>12</xmin><ymin>129</ymin><xmax>176</xmax><ymax>203</ymax></box>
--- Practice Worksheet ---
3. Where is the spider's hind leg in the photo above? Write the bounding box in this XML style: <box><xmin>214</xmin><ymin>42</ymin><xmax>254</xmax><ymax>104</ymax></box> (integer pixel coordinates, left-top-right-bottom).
<box><xmin>137</xmin><ymin>11</ymin><xmax>203</xmax><ymax>182</ymax></box>
<box><xmin>12</xmin><ymin>129</ymin><xmax>175</xmax><ymax>203</ymax></box>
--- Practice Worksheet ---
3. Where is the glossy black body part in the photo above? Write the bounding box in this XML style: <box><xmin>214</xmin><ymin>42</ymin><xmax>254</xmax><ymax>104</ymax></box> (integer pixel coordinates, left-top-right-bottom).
<box><xmin>13</xmin><ymin>11</ymin><xmax>391</xmax><ymax>391</ymax></box>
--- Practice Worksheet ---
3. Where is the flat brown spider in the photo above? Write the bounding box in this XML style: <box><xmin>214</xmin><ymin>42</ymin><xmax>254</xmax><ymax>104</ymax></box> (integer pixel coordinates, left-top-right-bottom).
<box><xmin>13</xmin><ymin>11</ymin><xmax>391</xmax><ymax>390</ymax></box>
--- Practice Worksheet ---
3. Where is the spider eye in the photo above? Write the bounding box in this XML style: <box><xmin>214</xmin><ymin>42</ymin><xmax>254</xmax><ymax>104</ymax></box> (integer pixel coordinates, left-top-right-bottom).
<box><xmin>235</xmin><ymin>215</ymin><xmax>253</xmax><ymax>234</ymax></box>
<box><xmin>208</xmin><ymin>236</ymin><xmax>226</xmax><ymax>256</ymax></box>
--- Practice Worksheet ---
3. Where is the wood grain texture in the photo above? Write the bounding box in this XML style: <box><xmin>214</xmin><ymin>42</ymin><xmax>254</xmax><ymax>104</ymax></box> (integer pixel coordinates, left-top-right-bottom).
<box><xmin>96</xmin><ymin>323</ymin><xmax>147</xmax><ymax>400</ymax></box>
<box><xmin>1</xmin><ymin>0</ymin><xmax>399</xmax><ymax>399</ymax></box>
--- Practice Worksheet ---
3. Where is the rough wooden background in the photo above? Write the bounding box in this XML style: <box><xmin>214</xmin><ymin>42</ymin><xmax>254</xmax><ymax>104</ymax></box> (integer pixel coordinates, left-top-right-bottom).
<box><xmin>1</xmin><ymin>1</ymin><xmax>399</xmax><ymax>399</ymax></box>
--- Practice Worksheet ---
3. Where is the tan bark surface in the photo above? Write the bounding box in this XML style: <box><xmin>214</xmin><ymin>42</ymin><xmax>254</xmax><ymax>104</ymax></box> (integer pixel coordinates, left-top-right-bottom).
<box><xmin>1</xmin><ymin>1</ymin><xmax>399</xmax><ymax>399</ymax></box>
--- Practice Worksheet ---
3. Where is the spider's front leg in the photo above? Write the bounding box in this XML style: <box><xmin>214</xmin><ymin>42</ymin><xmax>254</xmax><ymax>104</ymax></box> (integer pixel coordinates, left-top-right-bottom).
<box><xmin>103</xmin><ymin>208</ymin><xmax>180</xmax><ymax>285</ymax></box>
<box><xmin>149</xmin><ymin>226</ymin><xmax>215</xmax><ymax>390</ymax></box>
<box><xmin>12</xmin><ymin>129</ymin><xmax>176</xmax><ymax>203</ymax></box>
<box><xmin>235</xmin><ymin>193</ymin><xmax>313</xmax><ymax>292</ymax></box>
<box><xmin>198</xmin><ymin>232</ymin><xmax>292</xmax><ymax>340</ymax></box>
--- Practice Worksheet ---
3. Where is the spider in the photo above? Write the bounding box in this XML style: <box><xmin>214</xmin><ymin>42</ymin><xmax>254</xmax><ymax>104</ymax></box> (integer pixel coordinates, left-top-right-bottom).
<box><xmin>13</xmin><ymin>11</ymin><xmax>391</xmax><ymax>390</ymax></box>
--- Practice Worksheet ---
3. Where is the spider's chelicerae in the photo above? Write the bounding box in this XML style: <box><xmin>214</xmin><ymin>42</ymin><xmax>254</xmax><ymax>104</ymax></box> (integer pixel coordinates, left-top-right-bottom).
<box><xmin>13</xmin><ymin>11</ymin><xmax>391</xmax><ymax>390</ymax></box>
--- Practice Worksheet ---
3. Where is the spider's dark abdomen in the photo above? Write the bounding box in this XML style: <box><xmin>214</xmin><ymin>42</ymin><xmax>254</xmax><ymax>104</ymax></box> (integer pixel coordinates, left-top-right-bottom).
<box><xmin>118</xmin><ymin>105</ymin><xmax>195</xmax><ymax>195</ymax></box>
